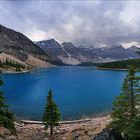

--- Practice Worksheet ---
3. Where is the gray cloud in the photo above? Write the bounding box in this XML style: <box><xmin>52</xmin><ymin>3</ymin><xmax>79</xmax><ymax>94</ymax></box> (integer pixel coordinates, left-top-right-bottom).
<box><xmin>0</xmin><ymin>0</ymin><xmax>140</xmax><ymax>48</ymax></box>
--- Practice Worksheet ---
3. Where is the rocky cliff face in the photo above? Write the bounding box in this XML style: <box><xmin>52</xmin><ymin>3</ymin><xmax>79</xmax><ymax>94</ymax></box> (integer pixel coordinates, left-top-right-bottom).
<box><xmin>36</xmin><ymin>39</ymin><xmax>140</xmax><ymax>65</ymax></box>
<box><xmin>0</xmin><ymin>25</ymin><xmax>51</xmax><ymax>68</ymax></box>
<box><xmin>37</xmin><ymin>39</ymin><xmax>67</xmax><ymax>58</ymax></box>
<box><xmin>36</xmin><ymin>39</ymin><xmax>81</xmax><ymax>65</ymax></box>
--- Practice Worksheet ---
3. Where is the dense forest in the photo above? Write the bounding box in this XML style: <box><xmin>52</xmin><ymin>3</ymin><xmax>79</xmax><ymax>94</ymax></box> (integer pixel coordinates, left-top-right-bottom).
<box><xmin>0</xmin><ymin>58</ymin><xmax>27</xmax><ymax>71</ymax></box>
<box><xmin>98</xmin><ymin>59</ymin><xmax>140</xmax><ymax>69</ymax></box>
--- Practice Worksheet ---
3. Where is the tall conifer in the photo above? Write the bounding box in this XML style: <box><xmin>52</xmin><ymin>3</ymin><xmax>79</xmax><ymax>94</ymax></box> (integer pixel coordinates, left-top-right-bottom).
<box><xmin>0</xmin><ymin>77</ymin><xmax>16</xmax><ymax>134</ymax></box>
<box><xmin>109</xmin><ymin>66</ymin><xmax>140</xmax><ymax>132</ymax></box>
<box><xmin>43</xmin><ymin>90</ymin><xmax>60</xmax><ymax>136</ymax></box>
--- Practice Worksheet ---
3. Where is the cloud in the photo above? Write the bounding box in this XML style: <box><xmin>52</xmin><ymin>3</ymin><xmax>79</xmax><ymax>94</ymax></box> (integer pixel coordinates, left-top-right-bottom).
<box><xmin>0</xmin><ymin>0</ymin><xmax>140</xmax><ymax>48</ymax></box>
<box><xmin>122</xmin><ymin>41</ymin><xmax>140</xmax><ymax>48</ymax></box>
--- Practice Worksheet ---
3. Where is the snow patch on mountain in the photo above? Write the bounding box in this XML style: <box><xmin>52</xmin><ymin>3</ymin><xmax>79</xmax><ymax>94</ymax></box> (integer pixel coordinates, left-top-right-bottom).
<box><xmin>60</xmin><ymin>44</ymin><xmax>71</xmax><ymax>58</ymax></box>
<box><xmin>58</xmin><ymin>56</ymin><xmax>81</xmax><ymax>65</ymax></box>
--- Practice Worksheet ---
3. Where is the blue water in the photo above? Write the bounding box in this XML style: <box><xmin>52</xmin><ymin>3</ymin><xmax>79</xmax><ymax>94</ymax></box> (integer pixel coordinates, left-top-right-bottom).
<box><xmin>1</xmin><ymin>66</ymin><xmax>127</xmax><ymax>120</ymax></box>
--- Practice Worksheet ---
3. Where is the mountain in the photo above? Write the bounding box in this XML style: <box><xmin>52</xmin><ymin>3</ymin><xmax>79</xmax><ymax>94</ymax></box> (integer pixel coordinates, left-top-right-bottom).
<box><xmin>36</xmin><ymin>40</ymin><xmax>81</xmax><ymax>65</ymax></box>
<box><xmin>0</xmin><ymin>25</ymin><xmax>139</xmax><ymax>67</ymax></box>
<box><xmin>36</xmin><ymin>39</ymin><xmax>140</xmax><ymax>65</ymax></box>
<box><xmin>97</xmin><ymin>45</ymin><xmax>140</xmax><ymax>60</ymax></box>
<box><xmin>0</xmin><ymin>25</ymin><xmax>52</xmax><ymax>69</ymax></box>
<box><xmin>36</xmin><ymin>39</ymin><xmax>101</xmax><ymax>65</ymax></box>
<box><xmin>36</xmin><ymin>39</ymin><xmax>67</xmax><ymax>58</ymax></box>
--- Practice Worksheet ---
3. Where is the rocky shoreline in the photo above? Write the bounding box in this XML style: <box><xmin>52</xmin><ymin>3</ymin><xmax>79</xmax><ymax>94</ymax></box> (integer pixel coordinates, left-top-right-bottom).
<box><xmin>0</xmin><ymin>115</ymin><xmax>111</xmax><ymax>140</ymax></box>
<box><xmin>1</xmin><ymin>69</ymin><xmax>31</xmax><ymax>74</ymax></box>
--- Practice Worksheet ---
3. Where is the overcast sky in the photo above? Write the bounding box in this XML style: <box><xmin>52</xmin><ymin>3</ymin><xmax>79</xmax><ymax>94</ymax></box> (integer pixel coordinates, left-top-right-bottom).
<box><xmin>1</xmin><ymin>0</ymin><xmax>140</xmax><ymax>48</ymax></box>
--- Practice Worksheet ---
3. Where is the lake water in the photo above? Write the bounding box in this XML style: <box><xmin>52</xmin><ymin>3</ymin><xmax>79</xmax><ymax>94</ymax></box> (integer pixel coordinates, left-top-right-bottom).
<box><xmin>1</xmin><ymin>66</ymin><xmax>127</xmax><ymax>120</ymax></box>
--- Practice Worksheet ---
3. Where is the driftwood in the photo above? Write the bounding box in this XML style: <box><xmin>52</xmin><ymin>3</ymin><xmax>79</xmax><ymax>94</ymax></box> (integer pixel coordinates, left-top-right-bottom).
<box><xmin>20</xmin><ymin>119</ymin><xmax>91</xmax><ymax>125</ymax></box>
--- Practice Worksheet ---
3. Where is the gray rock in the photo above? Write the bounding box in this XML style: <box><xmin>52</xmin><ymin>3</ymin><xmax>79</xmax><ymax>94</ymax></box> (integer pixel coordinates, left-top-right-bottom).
<box><xmin>92</xmin><ymin>128</ymin><xmax>123</xmax><ymax>140</ymax></box>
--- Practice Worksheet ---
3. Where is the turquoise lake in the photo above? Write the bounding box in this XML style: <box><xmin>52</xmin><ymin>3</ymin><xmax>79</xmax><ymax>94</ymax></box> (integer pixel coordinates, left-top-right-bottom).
<box><xmin>1</xmin><ymin>66</ymin><xmax>127</xmax><ymax>120</ymax></box>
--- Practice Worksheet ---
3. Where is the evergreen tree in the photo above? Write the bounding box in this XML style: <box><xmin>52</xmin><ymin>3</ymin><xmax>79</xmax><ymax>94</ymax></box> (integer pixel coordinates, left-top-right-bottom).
<box><xmin>108</xmin><ymin>66</ymin><xmax>140</xmax><ymax>132</ymax></box>
<box><xmin>125</xmin><ymin>115</ymin><xmax>140</xmax><ymax>140</ymax></box>
<box><xmin>43</xmin><ymin>90</ymin><xmax>60</xmax><ymax>136</ymax></box>
<box><xmin>0</xmin><ymin>77</ymin><xmax>16</xmax><ymax>134</ymax></box>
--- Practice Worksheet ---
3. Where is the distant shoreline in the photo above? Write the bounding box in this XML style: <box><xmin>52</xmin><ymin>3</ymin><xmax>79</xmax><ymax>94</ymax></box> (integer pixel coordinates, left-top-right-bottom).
<box><xmin>14</xmin><ymin>110</ymin><xmax>111</xmax><ymax>123</ymax></box>
<box><xmin>98</xmin><ymin>67</ymin><xmax>129</xmax><ymax>71</ymax></box>
<box><xmin>0</xmin><ymin>66</ymin><xmax>129</xmax><ymax>74</ymax></box>
<box><xmin>98</xmin><ymin>67</ymin><xmax>140</xmax><ymax>72</ymax></box>
<box><xmin>1</xmin><ymin>65</ymin><xmax>55</xmax><ymax>74</ymax></box>
<box><xmin>2</xmin><ymin>69</ymin><xmax>31</xmax><ymax>74</ymax></box>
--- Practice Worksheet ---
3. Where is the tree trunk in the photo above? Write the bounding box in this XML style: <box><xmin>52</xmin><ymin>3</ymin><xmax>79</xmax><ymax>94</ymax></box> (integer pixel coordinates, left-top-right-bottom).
<box><xmin>130</xmin><ymin>79</ymin><xmax>135</xmax><ymax>120</ymax></box>
<box><xmin>50</xmin><ymin>124</ymin><xmax>53</xmax><ymax>136</ymax></box>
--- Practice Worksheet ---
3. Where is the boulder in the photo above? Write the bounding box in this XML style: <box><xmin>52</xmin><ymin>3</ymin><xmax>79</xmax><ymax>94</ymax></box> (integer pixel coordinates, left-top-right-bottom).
<box><xmin>92</xmin><ymin>128</ymin><xmax>123</xmax><ymax>140</ymax></box>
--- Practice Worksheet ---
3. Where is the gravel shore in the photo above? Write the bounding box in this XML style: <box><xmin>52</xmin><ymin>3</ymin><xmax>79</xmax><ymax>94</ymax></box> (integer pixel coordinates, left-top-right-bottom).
<box><xmin>15</xmin><ymin>115</ymin><xmax>111</xmax><ymax>140</ymax></box>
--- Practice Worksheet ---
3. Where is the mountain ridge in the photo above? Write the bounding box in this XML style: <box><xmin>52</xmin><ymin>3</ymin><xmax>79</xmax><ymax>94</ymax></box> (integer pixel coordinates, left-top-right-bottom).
<box><xmin>36</xmin><ymin>39</ymin><xmax>140</xmax><ymax>65</ymax></box>
<box><xmin>0</xmin><ymin>25</ymin><xmax>52</xmax><ymax>70</ymax></box>
<box><xmin>0</xmin><ymin>24</ymin><xmax>139</xmax><ymax>67</ymax></box>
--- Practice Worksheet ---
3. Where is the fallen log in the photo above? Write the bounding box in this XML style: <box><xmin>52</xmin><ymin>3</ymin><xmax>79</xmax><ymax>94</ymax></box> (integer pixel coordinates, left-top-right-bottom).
<box><xmin>21</xmin><ymin>119</ymin><xmax>91</xmax><ymax>125</ymax></box>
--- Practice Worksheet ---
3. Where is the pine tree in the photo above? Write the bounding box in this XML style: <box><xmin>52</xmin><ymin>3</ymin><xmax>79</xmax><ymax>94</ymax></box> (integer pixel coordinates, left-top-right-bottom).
<box><xmin>125</xmin><ymin>115</ymin><xmax>140</xmax><ymax>140</ymax></box>
<box><xmin>43</xmin><ymin>90</ymin><xmax>60</xmax><ymax>136</ymax></box>
<box><xmin>0</xmin><ymin>77</ymin><xmax>16</xmax><ymax>134</ymax></box>
<box><xmin>108</xmin><ymin>66</ymin><xmax>140</xmax><ymax>132</ymax></box>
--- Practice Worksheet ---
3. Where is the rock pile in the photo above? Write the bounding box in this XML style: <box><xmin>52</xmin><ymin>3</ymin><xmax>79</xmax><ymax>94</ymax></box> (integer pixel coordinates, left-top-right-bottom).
<box><xmin>0</xmin><ymin>127</ymin><xmax>17</xmax><ymax>140</ymax></box>
<box><xmin>92</xmin><ymin>128</ymin><xmax>123</xmax><ymax>140</ymax></box>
